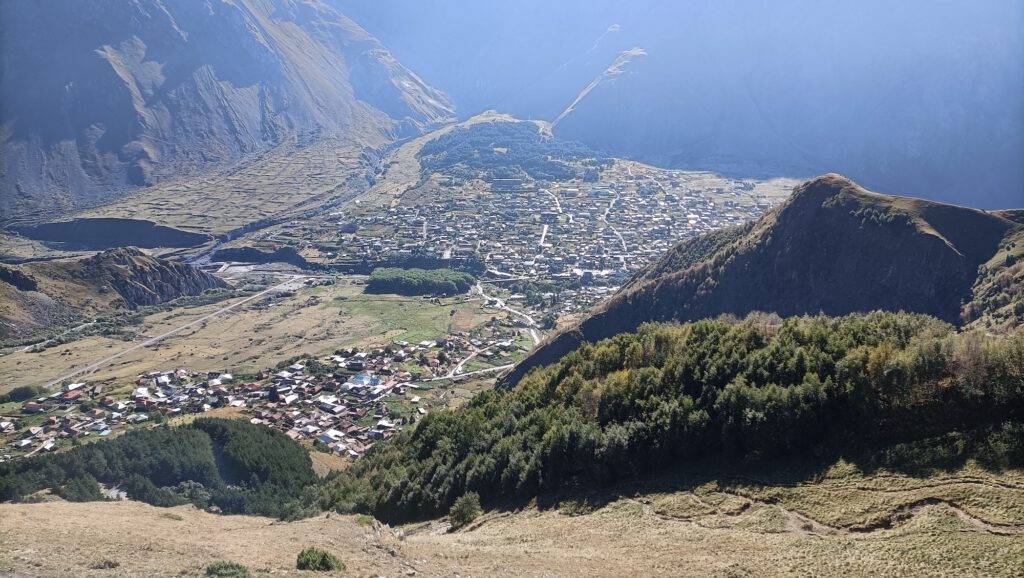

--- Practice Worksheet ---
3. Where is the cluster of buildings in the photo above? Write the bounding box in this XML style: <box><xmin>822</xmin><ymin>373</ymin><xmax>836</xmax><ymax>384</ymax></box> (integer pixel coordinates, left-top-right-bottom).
<box><xmin>3</xmin><ymin>380</ymin><xmax>160</xmax><ymax>459</ymax></box>
<box><xmin>2</xmin><ymin>325</ymin><xmax>529</xmax><ymax>461</ymax></box>
<box><xmin>319</xmin><ymin>162</ymin><xmax>783</xmax><ymax>314</ymax></box>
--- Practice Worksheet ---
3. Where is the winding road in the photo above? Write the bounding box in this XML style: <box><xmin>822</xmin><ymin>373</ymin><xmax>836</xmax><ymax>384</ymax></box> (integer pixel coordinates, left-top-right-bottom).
<box><xmin>473</xmin><ymin>282</ymin><xmax>542</xmax><ymax>345</ymax></box>
<box><xmin>41</xmin><ymin>277</ymin><xmax>305</xmax><ymax>389</ymax></box>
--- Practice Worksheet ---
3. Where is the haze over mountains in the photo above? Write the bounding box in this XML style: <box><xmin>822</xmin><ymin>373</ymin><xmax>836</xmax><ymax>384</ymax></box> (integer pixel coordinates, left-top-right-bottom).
<box><xmin>3</xmin><ymin>0</ymin><xmax>1019</xmax><ymax>221</ymax></box>
<box><xmin>339</xmin><ymin>0</ymin><xmax>1024</xmax><ymax>210</ymax></box>
<box><xmin>0</xmin><ymin>0</ymin><xmax>453</xmax><ymax>219</ymax></box>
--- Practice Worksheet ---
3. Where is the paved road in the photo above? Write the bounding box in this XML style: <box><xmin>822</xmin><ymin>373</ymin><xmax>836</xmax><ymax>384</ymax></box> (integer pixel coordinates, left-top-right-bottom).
<box><xmin>602</xmin><ymin>194</ymin><xmax>619</xmax><ymax>221</ymax></box>
<box><xmin>601</xmin><ymin>194</ymin><xmax>628</xmax><ymax>252</ymax></box>
<box><xmin>445</xmin><ymin>343</ymin><xmax>497</xmax><ymax>378</ymax></box>
<box><xmin>474</xmin><ymin>282</ymin><xmax>542</xmax><ymax>345</ymax></box>
<box><xmin>41</xmin><ymin>277</ymin><xmax>304</xmax><ymax>389</ymax></box>
<box><xmin>426</xmin><ymin>363</ymin><xmax>515</xmax><ymax>382</ymax></box>
<box><xmin>541</xmin><ymin>188</ymin><xmax>563</xmax><ymax>214</ymax></box>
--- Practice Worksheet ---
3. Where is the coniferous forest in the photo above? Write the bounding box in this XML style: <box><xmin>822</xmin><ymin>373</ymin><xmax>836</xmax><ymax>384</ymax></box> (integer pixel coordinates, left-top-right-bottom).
<box><xmin>0</xmin><ymin>419</ymin><xmax>317</xmax><ymax>518</ymax></box>
<box><xmin>315</xmin><ymin>312</ymin><xmax>1024</xmax><ymax>523</ymax></box>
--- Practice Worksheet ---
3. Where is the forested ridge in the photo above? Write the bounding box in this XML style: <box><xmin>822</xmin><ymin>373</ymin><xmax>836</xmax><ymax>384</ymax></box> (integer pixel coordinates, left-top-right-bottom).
<box><xmin>0</xmin><ymin>419</ymin><xmax>316</xmax><ymax>518</ymax></box>
<box><xmin>504</xmin><ymin>174</ymin><xmax>1024</xmax><ymax>386</ymax></box>
<box><xmin>418</xmin><ymin>121</ymin><xmax>611</xmax><ymax>182</ymax></box>
<box><xmin>316</xmin><ymin>312</ymin><xmax>1024</xmax><ymax>523</ymax></box>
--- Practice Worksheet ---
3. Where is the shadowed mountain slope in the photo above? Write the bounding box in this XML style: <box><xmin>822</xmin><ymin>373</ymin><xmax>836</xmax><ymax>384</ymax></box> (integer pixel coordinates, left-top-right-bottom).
<box><xmin>503</xmin><ymin>174</ymin><xmax>1022</xmax><ymax>386</ymax></box>
<box><xmin>0</xmin><ymin>0</ymin><xmax>454</xmax><ymax>220</ymax></box>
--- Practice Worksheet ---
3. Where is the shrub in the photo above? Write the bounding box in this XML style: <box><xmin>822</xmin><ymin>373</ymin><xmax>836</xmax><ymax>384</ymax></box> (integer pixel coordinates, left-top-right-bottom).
<box><xmin>449</xmin><ymin>492</ymin><xmax>482</xmax><ymax>529</ymax></box>
<box><xmin>296</xmin><ymin>547</ymin><xmax>344</xmax><ymax>572</ymax></box>
<box><xmin>0</xmin><ymin>385</ymin><xmax>45</xmax><ymax>404</ymax></box>
<box><xmin>559</xmin><ymin>499</ymin><xmax>593</xmax><ymax>516</ymax></box>
<box><xmin>205</xmin><ymin>561</ymin><xmax>251</xmax><ymax>578</ymax></box>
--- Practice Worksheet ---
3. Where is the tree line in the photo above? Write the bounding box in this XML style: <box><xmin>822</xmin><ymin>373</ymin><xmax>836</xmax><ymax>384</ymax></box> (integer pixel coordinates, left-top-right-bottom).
<box><xmin>366</xmin><ymin>267</ymin><xmax>475</xmax><ymax>296</ymax></box>
<box><xmin>0</xmin><ymin>418</ymin><xmax>318</xmax><ymax>519</ymax></box>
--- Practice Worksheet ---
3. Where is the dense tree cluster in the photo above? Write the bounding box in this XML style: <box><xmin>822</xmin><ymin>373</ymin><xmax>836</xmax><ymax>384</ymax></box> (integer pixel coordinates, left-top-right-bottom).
<box><xmin>418</xmin><ymin>121</ymin><xmax>611</xmax><ymax>182</ymax></box>
<box><xmin>317</xmin><ymin>312</ymin><xmax>1024</xmax><ymax>523</ymax></box>
<box><xmin>296</xmin><ymin>547</ymin><xmax>344</xmax><ymax>572</ymax></box>
<box><xmin>366</xmin><ymin>267</ymin><xmax>475</xmax><ymax>296</ymax></box>
<box><xmin>0</xmin><ymin>385</ymin><xmax>46</xmax><ymax>404</ymax></box>
<box><xmin>0</xmin><ymin>418</ymin><xmax>317</xmax><ymax>518</ymax></box>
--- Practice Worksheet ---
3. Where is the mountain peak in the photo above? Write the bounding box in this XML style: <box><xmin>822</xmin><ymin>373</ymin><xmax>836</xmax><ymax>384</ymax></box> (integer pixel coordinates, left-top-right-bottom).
<box><xmin>793</xmin><ymin>172</ymin><xmax>859</xmax><ymax>195</ymax></box>
<box><xmin>502</xmin><ymin>177</ymin><xmax>1022</xmax><ymax>387</ymax></box>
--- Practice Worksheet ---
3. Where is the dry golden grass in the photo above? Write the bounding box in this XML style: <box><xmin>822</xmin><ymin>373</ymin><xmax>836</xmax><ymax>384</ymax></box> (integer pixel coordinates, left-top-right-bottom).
<box><xmin>0</xmin><ymin>501</ymin><xmax>412</xmax><ymax>578</ymax></box>
<box><xmin>3</xmin><ymin>461</ymin><xmax>1021</xmax><ymax>578</ymax></box>
<box><xmin>80</xmin><ymin>138</ymin><xmax>368</xmax><ymax>235</ymax></box>
<box><xmin>0</xmin><ymin>280</ymin><xmax>496</xmax><ymax>393</ymax></box>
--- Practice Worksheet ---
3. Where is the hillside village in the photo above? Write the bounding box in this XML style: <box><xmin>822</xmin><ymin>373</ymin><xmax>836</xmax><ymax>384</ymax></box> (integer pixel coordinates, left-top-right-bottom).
<box><xmin>0</xmin><ymin>158</ymin><xmax>796</xmax><ymax>463</ymax></box>
<box><xmin>1</xmin><ymin>321</ymin><xmax>530</xmax><ymax>462</ymax></box>
<box><xmin>250</xmin><ymin>159</ymin><xmax>794</xmax><ymax>317</ymax></box>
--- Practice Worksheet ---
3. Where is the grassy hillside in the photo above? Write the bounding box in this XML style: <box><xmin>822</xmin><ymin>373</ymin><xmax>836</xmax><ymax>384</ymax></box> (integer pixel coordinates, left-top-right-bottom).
<box><xmin>2</xmin><ymin>461</ymin><xmax>1023</xmax><ymax>577</ymax></box>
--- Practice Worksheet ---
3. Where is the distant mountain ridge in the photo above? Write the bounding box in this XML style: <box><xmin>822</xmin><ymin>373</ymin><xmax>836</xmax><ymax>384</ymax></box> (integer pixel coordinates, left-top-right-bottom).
<box><xmin>0</xmin><ymin>0</ymin><xmax>454</xmax><ymax>219</ymax></box>
<box><xmin>503</xmin><ymin>174</ymin><xmax>1024</xmax><ymax>386</ymax></box>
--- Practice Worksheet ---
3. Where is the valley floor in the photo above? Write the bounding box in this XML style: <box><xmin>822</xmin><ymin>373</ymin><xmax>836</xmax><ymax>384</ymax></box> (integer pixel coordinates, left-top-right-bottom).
<box><xmin>3</xmin><ymin>462</ymin><xmax>1022</xmax><ymax>577</ymax></box>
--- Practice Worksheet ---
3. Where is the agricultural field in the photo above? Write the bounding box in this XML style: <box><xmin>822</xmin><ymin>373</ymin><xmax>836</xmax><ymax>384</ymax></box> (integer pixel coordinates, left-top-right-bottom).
<box><xmin>79</xmin><ymin>138</ymin><xmax>370</xmax><ymax>236</ymax></box>
<box><xmin>0</xmin><ymin>275</ymin><xmax>504</xmax><ymax>395</ymax></box>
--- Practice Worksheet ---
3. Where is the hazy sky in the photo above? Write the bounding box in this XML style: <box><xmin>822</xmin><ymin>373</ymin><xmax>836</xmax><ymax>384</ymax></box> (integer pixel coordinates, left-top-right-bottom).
<box><xmin>338</xmin><ymin>0</ymin><xmax>1024</xmax><ymax>208</ymax></box>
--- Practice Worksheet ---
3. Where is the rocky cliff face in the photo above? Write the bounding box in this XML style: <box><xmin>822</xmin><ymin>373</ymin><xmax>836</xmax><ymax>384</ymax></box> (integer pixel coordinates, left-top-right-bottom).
<box><xmin>503</xmin><ymin>174</ymin><xmax>1023</xmax><ymax>386</ymax></box>
<box><xmin>0</xmin><ymin>0</ymin><xmax>454</xmax><ymax>219</ymax></box>
<box><xmin>0</xmin><ymin>247</ymin><xmax>228</xmax><ymax>338</ymax></box>
<box><xmin>76</xmin><ymin>247</ymin><xmax>228</xmax><ymax>307</ymax></box>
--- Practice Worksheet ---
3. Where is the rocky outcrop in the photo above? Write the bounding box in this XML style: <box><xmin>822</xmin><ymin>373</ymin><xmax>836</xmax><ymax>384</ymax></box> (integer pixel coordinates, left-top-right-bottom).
<box><xmin>0</xmin><ymin>265</ymin><xmax>38</xmax><ymax>292</ymax></box>
<box><xmin>77</xmin><ymin>247</ymin><xmax>227</xmax><ymax>308</ymax></box>
<box><xmin>0</xmin><ymin>247</ymin><xmax>228</xmax><ymax>339</ymax></box>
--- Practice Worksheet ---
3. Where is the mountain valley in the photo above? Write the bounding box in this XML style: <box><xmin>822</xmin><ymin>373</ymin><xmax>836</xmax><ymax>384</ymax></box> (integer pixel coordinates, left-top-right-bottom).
<box><xmin>0</xmin><ymin>2</ymin><xmax>1022</xmax><ymax>577</ymax></box>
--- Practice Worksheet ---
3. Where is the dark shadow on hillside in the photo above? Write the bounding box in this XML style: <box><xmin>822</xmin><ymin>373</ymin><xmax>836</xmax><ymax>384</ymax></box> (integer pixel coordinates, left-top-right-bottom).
<box><xmin>486</xmin><ymin>422</ymin><xmax>1024</xmax><ymax>522</ymax></box>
